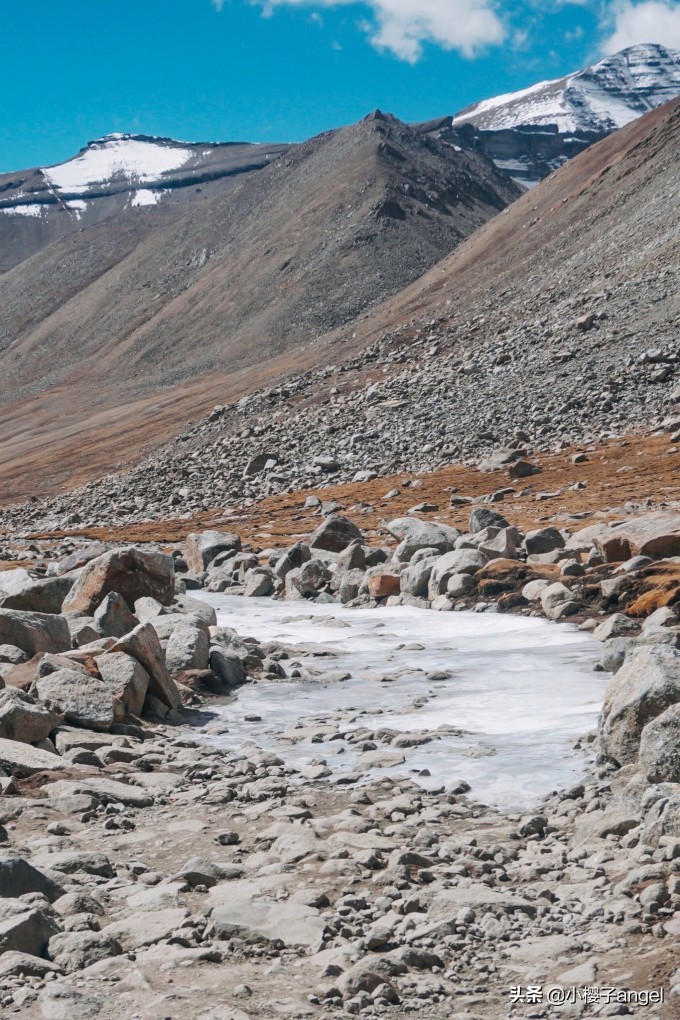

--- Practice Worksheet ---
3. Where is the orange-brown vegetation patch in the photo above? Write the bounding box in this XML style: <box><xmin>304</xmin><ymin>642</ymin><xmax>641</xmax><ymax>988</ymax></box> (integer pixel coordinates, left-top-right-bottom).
<box><xmin>626</xmin><ymin>563</ymin><xmax>680</xmax><ymax>617</ymax></box>
<box><xmin>26</xmin><ymin>432</ymin><xmax>679</xmax><ymax>552</ymax></box>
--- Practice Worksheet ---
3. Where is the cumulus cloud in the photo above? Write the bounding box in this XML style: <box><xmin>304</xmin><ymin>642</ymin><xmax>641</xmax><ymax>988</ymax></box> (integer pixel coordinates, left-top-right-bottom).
<box><xmin>252</xmin><ymin>0</ymin><xmax>506</xmax><ymax>61</ymax></box>
<box><xmin>601</xmin><ymin>0</ymin><xmax>680</xmax><ymax>52</ymax></box>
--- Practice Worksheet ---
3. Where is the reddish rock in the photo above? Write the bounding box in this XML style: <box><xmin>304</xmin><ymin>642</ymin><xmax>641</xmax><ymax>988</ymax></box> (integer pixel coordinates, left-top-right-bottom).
<box><xmin>368</xmin><ymin>574</ymin><xmax>401</xmax><ymax>598</ymax></box>
<box><xmin>63</xmin><ymin>548</ymin><xmax>174</xmax><ymax>616</ymax></box>
<box><xmin>185</xmin><ymin>531</ymin><xmax>241</xmax><ymax>573</ymax></box>
<box><xmin>593</xmin><ymin>513</ymin><xmax>680</xmax><ymax>563</ymax></box>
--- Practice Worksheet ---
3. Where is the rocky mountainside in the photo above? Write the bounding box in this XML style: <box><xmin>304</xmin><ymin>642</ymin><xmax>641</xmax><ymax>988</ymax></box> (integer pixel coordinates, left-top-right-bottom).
<box><xmin>422</xmin><ymin>44</ymin><xmax>680</xmax><ymax>186</ymax></box>
<box><xmin>0</xmin><ymin>134</ymin><xmax>290</xmax><ymax>272</ymax></box>
<box><xmin>0</xmin><ymin>113</ymin><xmax>520</xmax><ymax>504</ymax></box>
<box><xmin>5</xmin><ymin>95</ymin><xmax>676</xmax><ymax>532</ymax></box>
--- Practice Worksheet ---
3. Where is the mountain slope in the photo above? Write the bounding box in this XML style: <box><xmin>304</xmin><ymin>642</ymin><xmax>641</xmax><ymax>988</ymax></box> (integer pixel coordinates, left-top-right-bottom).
<box><xmin>0</xmin><ymin>112</ymin><xmax>520</xmax><ymax>502</ymax></box>
<box><xmin>4</xmin><ymin>96</ymin><xmax>677</xmax><ymax>530</ymax></box>
<box><xmin>0</xmin><ymin>134</ymin><xmax>289</xmax><ymax>272</ymax></box>
<box><xmin>423</xmin><ymin>44</ymin><xmax>680</xmax><ymax>186</ymax></box>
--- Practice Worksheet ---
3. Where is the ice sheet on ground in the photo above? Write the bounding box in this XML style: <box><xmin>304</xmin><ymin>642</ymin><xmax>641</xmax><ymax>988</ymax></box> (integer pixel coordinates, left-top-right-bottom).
<box><xmin>193</xmin><ymin>595</ymin><xmax>606</xmax><ymax>809</ymax></box>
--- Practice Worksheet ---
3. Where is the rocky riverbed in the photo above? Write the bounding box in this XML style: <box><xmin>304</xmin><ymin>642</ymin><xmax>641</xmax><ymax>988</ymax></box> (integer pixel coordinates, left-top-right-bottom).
<box><xmin>0</xmin><ymin>511</ymin><xmax>678</xmax><ymax>1018</ymax></box>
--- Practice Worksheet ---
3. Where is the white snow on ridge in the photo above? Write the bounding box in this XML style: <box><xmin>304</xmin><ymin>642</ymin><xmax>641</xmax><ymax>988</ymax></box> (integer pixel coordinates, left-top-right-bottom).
<box><xmin>0</xmin><ymin>203</ymin><xmax>46</xmax><ymax>218</ymax></box>
<box><xmin>44</xmin><ymin>136</ymin><xmax>192</xmax><ymax>193</ymax></box>
<box><xmin>452</xmin><ymin>44</ymin><xmax>680</xmax><ymax>134</ymax></box>
<box><xmin>130</xmin><ymin>188</ymin><xmax>163</xmax><ymax>207</ymax></box>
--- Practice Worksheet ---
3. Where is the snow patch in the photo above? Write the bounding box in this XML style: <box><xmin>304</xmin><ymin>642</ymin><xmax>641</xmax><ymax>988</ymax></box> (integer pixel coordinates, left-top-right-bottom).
<box><xmin>0</xmin><ymin>203</ymin><xmax>46</xmax><ymax>218</ymax></box>
<box><xmin>130</xmin><ymin>188</ymin><xmax>163</xmax><ymax>207</ymax></box>
<box><xmin>44</xmin><ymin>137</ymin><xmax>192</xmax><ymax>193</ymax></box>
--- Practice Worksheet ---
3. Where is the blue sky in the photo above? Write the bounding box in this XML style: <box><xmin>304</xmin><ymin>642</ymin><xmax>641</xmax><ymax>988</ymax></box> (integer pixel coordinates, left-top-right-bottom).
<box><xmin>1</xmin><ymin>0</ymin><xmax>678</xmax><ymax>172</ymax></box>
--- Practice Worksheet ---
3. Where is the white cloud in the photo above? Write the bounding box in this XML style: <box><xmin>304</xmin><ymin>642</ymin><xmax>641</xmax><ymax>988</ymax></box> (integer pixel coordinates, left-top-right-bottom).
<box><xmin>253</xmin><ymin>0</ymin><xmax>506</xmax><ymax>60</ymax></box>
<box><xmin>601</xmin><ymin>0</ymin><xmax>680</xmax><ymax>52</ymax></box>
<box><xmin>212</xmin><ymin>0</ymin><xmax>225</xmax><ymax>9</ymax></box>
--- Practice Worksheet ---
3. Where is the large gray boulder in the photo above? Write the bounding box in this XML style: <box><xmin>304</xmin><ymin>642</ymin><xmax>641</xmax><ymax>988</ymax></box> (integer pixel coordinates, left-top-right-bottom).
<box><xmin>209</xmin><ymin>647</ymin><xmax>246</xmax><ymax>688</ymax></box>
<box><xmin>63</xmin><ymin>547</ymin><xmax>175</xmax><ymax>616</ymax></box>
<box><xmin>400</xmin><ymin>558</ymin><xmax>438</xmax><ymax>598</ymax></box>
<box><xmin>639</xmin><ymin>704</ymin><xmax>680</xmax><ymax>783</ymax></box>
<box><xmin>274</xmin><ymin>543</ymin><xmax>311</xmax><ymax>580</ymax></box>
<box><xmin>110</xmin><ymin>622</ymin><xmax>180</xmax><ymax>710</ymax></box>
<box><xmin>386</xmin><ymin>518</ymin><xmax>461</xmax><ymax>562</ymax></box>
<box><xmin>185</xmin><ymin>531</ymin><xmax>241</xmax><ymax>573</ymax></box>
<box><xmin>540</xmin><ymin>582</ymin><xmax>580</xmax><ymax>621</ymax></box>
<box><xmin>428</xmin><ymin>549</ymin><xmax>487</xmax><ymax>597</ymax></box>
<box><xmin>0</xmin><ymin>907</ymin><xmax>61</xmax><ymax>957</ymax></box>
<box><xmin>34</xmin><ymin>668</ymin><xmax>123</xmax><ymax>732</ymax></box>
<box><xmin>0</xmin><ymin>739</ymin><xmax>66</xmax><ymax>777</ymax></box>
<box><xmin>287</xmin><ymin>560</ymin><xmax>331</xmax><ymax>597</ymax></box>
<box><xmin>0</xmin><ymin>852</ymin><xmax>64</xmax><ymax>902</ymax></box>
<box><xmin>309</xmin><ymin>515</ymin><xmax>363</xmax><ymax>553</ymax></box>
<box><xmin>524</xmin><ymin>527</ymin><xmax>565</xmax><ymax>555</ymax></box>
<box><xmin>0</xmin><ymin>689</ymin><xmax>60</xmax><ymax>744</ymax></box>
<box><xmin>96</xmin><ymin>652</ymin><xmax>150</xmax><ymax>717</ymax></box>
<box><xmin>600</xmin><ymin>646</ymin><xmax>680</xmax><ymax>767</ymax></box>
<box><xmin>92</xmin><ymin>592</ymin><xmax>137</xmax><ymax>639</ymax></box>
<box><xmin>0</xmin><ymin>610</ymin><xmax>71</xmax><ymax>657</ymax></box>
<box><xmin>469</xmin><ymin>508</ymin><xmax>510</xmax><ymax>534</ymax></box>
<box><xmin>165</xmin><ymin>624</ymin><xmax>209</xmax><ymax>674</ymax></box>
<box><xmin>0</xmin><ymin>575</ymin><xmax>75</xmax><ymax>615</ymax></box>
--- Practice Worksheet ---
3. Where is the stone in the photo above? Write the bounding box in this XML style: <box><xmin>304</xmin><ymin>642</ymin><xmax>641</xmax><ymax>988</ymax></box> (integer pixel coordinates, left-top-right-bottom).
<box><xmin>525</xmin><ymin>527</ymin><xmax>565</xmax><ymax>555</ymax></box>
<box><xmin>274</xmin><ymin>543</ymin><xmax>311</xmax><ymax>580</ymax></box>
<box><xmin>0</xmin><ymin>852</ymin><xmax>65</xmax><ymax>902</ymax></box>
<box><xmin>399</xmin><ymin>558</ymin><xmax>437</xmax><ymax>598</ymax></box>
<box><xmin>430</xmin><ymin>550</ymin><xmax>486</xmax><ymax>598</ymax></box>
<box><xmin>63</xmin><ymin>547</ymin><xmax>175</xmax><ymax>616</ymax></box>
<box><xmin>0</xmin><ymin>688</ymin><xmax>60</xmax><ymax>744</ymax></box>
<box><xmin>469</xmin><ymin>507</ymin><xmax>509</xmax><ymax>533</ymax></box>
<box><xmin>0</xmin><ymin>610</ymin><xmax>71</xmax><ymax>658</ymax></box>
<box><xmin>540</xmin><ymin>582</ymin><xmax>580</xmax><ymax>620</ymax></box>
<box><xmin>96</xmin><ymin>652</ymin><xmax>149</xmax><ymax>717</ymax></box>
<box><xmin>44</xmin><ymin>777</ymin><xmax>153</xmax><ymax>807</ymax></box>
<box><xmin>0</xmin><ymin>907</ymin><xmax>61</xmax><ymax>957</ymax></box>
<box><xmin>639</xmin><ymin>704</ymin><xmax>680</xmax><ymax>782</ymax></box>
<box><xmin>522</xmin><ymin>578</ymin><xmax>550</xmax><ymax>601</ymax></box>
<box><xmin>48</xmin><ymin>931</ymin><xmax>121</xmax><ymax>971</ymax></box>
<box><xmin>165</xmin><ymin>623</ymin><xmax>209</xmax><ymax>674</ymax></box>
<box><xmin>32</xmin><ymin>851</ymin><xmax>114</xmax><ymax>878</ymax></box>
<box><xmin>594</xmin><ymin>512</ymin><xmax>680</xmax><ymax>562</ymax></box>
<box><xmin>111</xmin><ymin>622</ymin><xmax>180</xmax><ymax>710</ymax></box>
<box><xmin>56</xmin><ymin>545</ymin><xmax>108</xmax><ymax>576</ymax></box>
<box><xmin>92</xmin><ymin>592</ymin><xmax>137</xmax><ymax>639</ymax></box>
<box><xmin>337</xmin><ymin>568</ymin><xmax>366</xmax><ymax>603</ymax></box>
<box><xmin>244</xmin><ymin>452</ymin><xmax>278</xmax><ymax>475</ymax></box>
<box><xmin>209</xmin><ymin>894</ymin><xmax>326</xmax><ymax>948</ymax></box>
<box><xmin>0</xmin><ymin>576</ymin><xmax>74</xmax><ymax>615</ymax></box>
<box><xmin>288</xmin><ymin>560</ymin><xmax>331</xmax><ymax>596</ymax></box>
<box><xmin>34</xmin><ymin>668</ymin><xmax>122</xmax><ymax>731</ymax></box>
<box><xmin>478</xmin><ymin>527</ymin><xmax>521</xmax><ymax>560</ymax></box>
<box><xmin>243</xmin><ymin>570</ymin><xmax>275</xmax><ymax>597</ymax></box>
<box><xmin>0</xmin><ymin>951</ymin><xmax>61</xmax><ymax>978</ymax></box>
<box><xmin>367</xmin><ymin>574</ymin><xmax>401</xmax><ymax>598</ymax></box>
<box><xmin>38</xmin><ymin>982</ymin><xmax>103</xmax><ymax>1018</ymax></box>
<box><xmin>185</xmin><ymin>531</ymin><xmax>242</xmax><ymax>573</ymax></box>
<box><xmin>309</xmin><ymin>514</ymin><xmax>363</xmax><ymax>552</ymax></box>
<box><xmin>0</xmin><ymin>643</ymin><xmax>27</xmax><ymax>665</ymax></box>
<box><xmin>600</xmin><ymin>645</ymin><xmax>680</xmax><ymax>766</ymax></box>
<box><xmin>209</xmin><ymin>647</ymin><xmax>246</xmax><ymax>687</ymax></box>
<box><xmin>102</xmin><ymin>907</ymin><xmax>189</xmax><ymax>951</ymax></box>
<box><xmin>386</xmin><ymin>517</ymin><xmax>460</xmax><ymax>561</ymax></box>
<box><xmin>447</xmin><ymin>573</ymin><xmax>476</xmax><ymax>597</ymax></box>
<box><xmin>0</xmin><ymin>738</ymin><xmax>66</xmax><ymax>776</ymax></box>
<box><xmin>592</xmin><ymin>613</ymin><xmax>639</xmax><ymax>641</ymax></box>
<box><xmin>507</xmin><ymin>459</ymin><xmax>541</xmax><ymax>479</ymax></box>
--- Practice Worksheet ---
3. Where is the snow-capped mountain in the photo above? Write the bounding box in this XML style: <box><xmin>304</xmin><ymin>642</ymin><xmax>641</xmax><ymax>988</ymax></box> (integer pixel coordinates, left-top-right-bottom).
<box><xmin>0</xmin><ymin>133</ymin><xmax>288</xmax><ymax>272</ymax></box>
<box><xmin>427</xmin><ymin>44</ymin><xmax>680</xmax><ymax>186</ymax></box>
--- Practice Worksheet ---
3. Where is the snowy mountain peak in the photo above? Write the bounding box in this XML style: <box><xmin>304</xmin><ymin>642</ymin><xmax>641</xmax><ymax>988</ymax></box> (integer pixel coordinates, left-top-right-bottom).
<box><xmin>451</xmin><ymin>44</ymin><xmax>680</xmax><ymax>134</ymax></box>
<box><xmin>42</xmin><ymin>135</ymin><xmax>197</xmax><ymax>194</ymax></box>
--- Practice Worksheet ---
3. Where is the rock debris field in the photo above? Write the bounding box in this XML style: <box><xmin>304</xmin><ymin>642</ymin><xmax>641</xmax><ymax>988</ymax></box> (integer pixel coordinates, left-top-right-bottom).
<box><xmin>0</xmin><ymin>509</ymin><xmax>678</xmax><ymax>1017</ymax></box>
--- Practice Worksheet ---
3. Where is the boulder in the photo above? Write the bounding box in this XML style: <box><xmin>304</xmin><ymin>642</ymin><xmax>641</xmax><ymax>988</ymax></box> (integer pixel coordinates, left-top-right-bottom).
<box><xmin>63</xmin><ymin>548</ymin><xmax>175</xmax><ymax>616</ymax></box>
<box><xmin>0</xmin><ymin>610</ymin><xmax>71</xmax><ymax>657</ymax></box>
<box><xmin>274</xmin><ymin>543</ymin><xmax>311</xmax><ymax>580</ymax></box>
<box><xmin>309</xmin><ymin>515</ymin><xmax>363</xmax><ymax>553</ymax></box>
<box><xmin>639</xmin><ymin>704</ymin><xmax>680</xmax><ymax>783</ymax></box>
<box><xmin>164</xmin><ymin>624</ymin><xmax>209</xmax><ymax>674</ymax></box>
<box><xmin>92</xmin><ymin>592</ymin><xmax>137</xmax><ymax>639</ymax></box>
<box><xmin>43</xmin><ymin>777</ymin><xmax>153</xmax><ymax>808</ymax></box>
<box><xmin>593</xmin><ymin>512</ymin><xmax>680</xmax><ymax>562</ymax></box>
<box><xmin>0</xmin><ymin>908</ymin><xmax>61</xmax><ymax>957</ymax></box>
<box><xmin>34</xmin><ymin>668</ymin><xmax>123</xmax><ymax>731</ymax></box>
<box><xmin>429</xmin><ymin>549</ymin><xmax>487</xmax><ymax>597</ymax></box>
<box><xmin>243</xmin><ymin>570</ymin><xmax>275</xmax><ymax>598</ymax></box>
<box><xmin>0</xmin><ymin>644</ymin><xmax>27</xmax><ymax>665</ymax></box>
<box><xmin>0</xmin><ymin>688</ymin><xmax>60</xmax><ymax>744</ymax></box>
<box><xmin>0</xmin><ymin>576</ymin><xmax>75</xmax><ymax>615</ymax></box>
<box><xmin>48</xmin><ymin>931</ymin><xmax>121</xmax><ymax>971</ymax></box>
<box><xmin>185</xmin><ymin>531</ymin><xmax>241</xmax><ymax>573</ymax></box>
<box><xmin>0</xmin><ymin>852</ymin><xmax>65</xmax><ymax>902</ymax></box>
<box><xmin>56</xmin><ymin>544</ymin><xmax>108</xmax><ymax>576</ymax></box>
<box><xmin>96</xmin><ymin>653</ymin><xmax>150</xmax><ymax>717</ymax></box>
<box><xmin>600</xmin><ymin>645</ymin><xmax>680</xmax><ymax>766</ymax></box>
<box><xmin>110</xmin><ymin>622</ymin><xmax>180</xmax><ymax>710</ymax></box>
<box><xmin>0</xmin><ymin>738</ymin><xmax>66</xmax><ymax>777</ymax></box>
<box><xmin>469</xmin><ymin>508</ymin><xmax>509</xmax><ymax>534</ymax></box>
<box><xmin>287</xmin><ymin>560</ymin><xmax>331</xmax><ymax>597</ymax></box>
<box><xmin>386</xmin><ymin>518</ymin><xmax>460</xmax><ymax>562</ymax></box>
<box><xmin>337</xmin><ymin>568</ymin><xmax>366</xmax><ymax>604</ymax></box>
<box><xmin>540</xmin><ymin>582</ymin><xmax>580</xmax><ymax>621</ymax></box>
<box><xmin>209</xmin><ymin>648</ymin><xmax>246</xmax><ymax>687</ymax></box>
<box><xmin>102</xmin><ymin>907</ymin><xmax>189</xmax><ymax>951</ymax></box>
<box><xmin>592</xmin><ymin>614</ymin><xmax>640</xmax><ymax>641</ymax></box>
<box><xmin>525</xmin><ymin>527</ymin><xmax>565</xmax><ymax>555</ymax></box>
<box><xmin>368</xmin><ymin>574</ymin><xmax>401</xmax><ymax>599</ymax></box>
<box><xmin>478</xmin><ymin>527</ymin><xmax>521</xmax><ymax>560</ymax></box>
<box><xmin>208</xmin><ymin>892</ymin><xmax>326</xmax><ymax>948</ymax></box>
<box><xmin>400</xmin><ymin>558</ymin><xmax>438</xmax><ymax>598</ymax></box>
